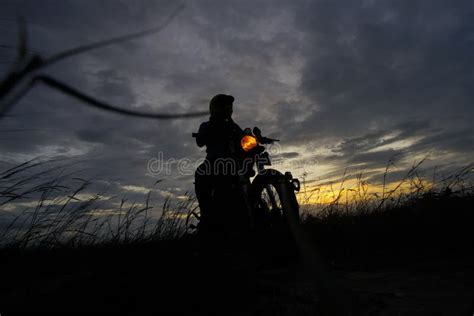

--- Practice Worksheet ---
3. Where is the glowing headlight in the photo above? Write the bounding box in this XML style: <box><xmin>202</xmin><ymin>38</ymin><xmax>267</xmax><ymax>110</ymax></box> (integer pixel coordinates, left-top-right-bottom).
<box><xmin>241</xmin><ymin>135</ymin><xmax>258</xmax><ymax>152</ymax></box>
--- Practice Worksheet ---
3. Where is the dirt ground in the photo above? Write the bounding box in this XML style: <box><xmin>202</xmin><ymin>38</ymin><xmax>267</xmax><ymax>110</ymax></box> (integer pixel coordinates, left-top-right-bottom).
<box><xmin>0</xmin><ymin>240</ymin><xmax>473</xmax><ymax>315</ymax></box>
<box><xmin>251</xmin><ymin>250</ymin><xmax>474</xmax><ymax>315</ymax></box>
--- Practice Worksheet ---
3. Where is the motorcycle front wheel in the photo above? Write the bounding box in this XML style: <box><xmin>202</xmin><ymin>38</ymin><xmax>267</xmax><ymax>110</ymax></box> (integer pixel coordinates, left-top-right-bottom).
<box><xmin>250</xmin><ymin>169</ymin><xmax>300</xmax><ymax>231</ymax></box>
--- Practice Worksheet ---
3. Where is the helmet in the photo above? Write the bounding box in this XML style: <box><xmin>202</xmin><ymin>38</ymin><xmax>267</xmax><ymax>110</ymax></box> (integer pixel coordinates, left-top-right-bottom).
<box><xmin>209</xmin><ymin>94</ymin><xmax>234</xmax><ymax>119</ymax></box>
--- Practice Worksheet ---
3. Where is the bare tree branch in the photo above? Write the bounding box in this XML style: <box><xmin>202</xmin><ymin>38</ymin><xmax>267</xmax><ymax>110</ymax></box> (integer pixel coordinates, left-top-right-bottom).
<box><xmin>0</xmin><ymin>4</ymin><xmax>208</xmax><ymax>121</ymax></box>
<box><xmin>42</xmin><ymin>4</ymin><xmax>185</xmax><ymax>68</ymax></box>
<box><xmin>34</xmin><ymin>75</ymin><xmax>207</xmax><ymax>119</ymax></box>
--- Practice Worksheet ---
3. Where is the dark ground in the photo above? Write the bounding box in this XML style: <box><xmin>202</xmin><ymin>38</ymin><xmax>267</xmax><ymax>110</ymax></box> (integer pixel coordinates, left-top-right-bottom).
<box><xmin>1</xmin><ymin>194</ymin><xmax>474</xmax><ymax>315</ymax></box>
<box><xmin>0</xmin><ymin>235</ymin><xmax>473</xmax><ymax>315</ymax></box>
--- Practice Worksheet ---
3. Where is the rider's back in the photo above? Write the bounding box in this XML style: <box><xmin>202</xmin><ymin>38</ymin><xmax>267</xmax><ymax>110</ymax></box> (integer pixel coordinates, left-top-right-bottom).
<box><xmin>196</xmin><ymin>116</ymin><xmax>244</xmax><ymax>161</ymax></box>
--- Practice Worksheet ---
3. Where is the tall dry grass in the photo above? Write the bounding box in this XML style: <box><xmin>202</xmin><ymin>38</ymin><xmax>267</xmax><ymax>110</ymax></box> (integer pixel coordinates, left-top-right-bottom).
<box><xmin>0</xmin><ymin>158</ymin><xmax>198</xmax><ymax>249</ymax></box>
<box><xmin>1</xmin><ymin>157</ymin><xmax>472</xmax><ymax>252</ymax></box>
<box><xmin>296</xmin><ymin>158</ymin><xmax>474</xmax><ymax>266</ymax></box>
<box><xmin>297</xmin><ymin>158</ymin><xmax>473</xmax><ymax>218</ymax></box>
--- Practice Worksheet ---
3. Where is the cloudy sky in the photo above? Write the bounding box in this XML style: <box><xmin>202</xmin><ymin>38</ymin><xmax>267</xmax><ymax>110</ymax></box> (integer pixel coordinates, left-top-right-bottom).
<box><xmin>1</xmin><ymin>0</ymin><xmax>473</xmax><ymax>208</ymax></box>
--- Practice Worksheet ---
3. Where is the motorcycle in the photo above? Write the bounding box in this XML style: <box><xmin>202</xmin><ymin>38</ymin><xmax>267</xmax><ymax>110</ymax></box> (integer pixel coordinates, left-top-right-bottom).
<box><xmin>189</xmin><ymin>126</ymin><xmax>301</xmax><ymax>233</ymax></box>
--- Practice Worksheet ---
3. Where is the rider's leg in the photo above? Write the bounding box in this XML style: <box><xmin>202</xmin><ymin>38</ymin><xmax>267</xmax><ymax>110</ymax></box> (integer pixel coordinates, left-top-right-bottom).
<box><xmin>195</xmin><ymin>171</ymin><xmax>213</xmax><ymax>232</ymax></box>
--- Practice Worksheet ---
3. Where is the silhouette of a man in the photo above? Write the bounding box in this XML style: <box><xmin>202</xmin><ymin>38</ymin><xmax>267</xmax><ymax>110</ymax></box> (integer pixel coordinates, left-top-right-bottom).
<box><xmin>194</xmin><ymin>94</ymin><xmax>245</xmax><ymax>233</ymax></box>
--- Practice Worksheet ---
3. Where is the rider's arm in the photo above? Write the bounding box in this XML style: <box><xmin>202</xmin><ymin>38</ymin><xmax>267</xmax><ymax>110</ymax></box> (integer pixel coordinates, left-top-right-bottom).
<box><xmin>230</xmin><ymin>119</ymin><xmax>245</xmax><ymax>137</ymax></box>
<box><xmin>196</xmin><ymin>122</ymin><xmax>209</xmax><ymax>147</ymax></box>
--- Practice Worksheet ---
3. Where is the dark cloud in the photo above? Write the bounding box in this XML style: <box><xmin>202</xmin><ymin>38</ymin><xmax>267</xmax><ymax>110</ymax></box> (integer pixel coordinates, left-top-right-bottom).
<box><xmin>348</xmin><ymin>149</ymin><xmax>402</xmax><ymax>165</ymax></box>
<box><xmin>291</xmin><ymin>0</ymin><xmax>474</xmax><ymax>138</ymax></box>
<box><xmin>1</xmin><ymin>0</ymin><xmax>473</xmax><ymax>210</ymax></box>
<box><xmin>275</xmin><ymin>152</ymin><xmax>300</xmax><ymax>159</ymax></box>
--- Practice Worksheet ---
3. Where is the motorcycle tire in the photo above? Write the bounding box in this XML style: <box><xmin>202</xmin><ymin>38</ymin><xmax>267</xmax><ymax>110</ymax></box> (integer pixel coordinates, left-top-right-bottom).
<box><xmin>250</xmin><ymin>169</ymin><xmax>300</xmax><ymax>231</ymax></box>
